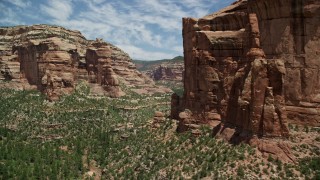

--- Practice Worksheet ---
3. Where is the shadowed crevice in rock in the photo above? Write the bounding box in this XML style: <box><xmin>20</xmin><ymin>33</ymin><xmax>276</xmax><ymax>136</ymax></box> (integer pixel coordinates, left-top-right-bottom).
<box><xmin>291</xmin><ymin>0</ymin><xmax>305</xmax><ymax>54</ymax></box>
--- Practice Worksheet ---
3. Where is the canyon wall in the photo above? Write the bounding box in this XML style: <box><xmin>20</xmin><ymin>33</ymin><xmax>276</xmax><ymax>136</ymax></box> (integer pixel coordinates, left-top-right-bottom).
<box><xmin>0</xmin><ymin>25</ymin><xmax>154</xmax><ymax>100</ymax></box>
<box><xmin>173</xmin><ymin>0</ymin><xmax>320</xmax><ymax>138</ymax></box>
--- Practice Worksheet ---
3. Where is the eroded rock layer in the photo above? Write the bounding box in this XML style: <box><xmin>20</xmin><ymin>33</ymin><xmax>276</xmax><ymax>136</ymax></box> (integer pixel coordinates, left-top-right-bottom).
<box><xmin>0</xmin><ymin>25</ymin><xmax>154</xmax><ymax>100</ymax></box>
<box><xmin>173</xmin><ymin>0</ymin><xmax>320</xmax><ymax>138</ymax></box>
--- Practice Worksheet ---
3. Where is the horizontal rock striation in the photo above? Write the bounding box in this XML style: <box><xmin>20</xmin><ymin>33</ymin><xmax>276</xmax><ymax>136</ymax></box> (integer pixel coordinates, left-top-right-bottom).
<box><xmin>0</xmin><ymin>24</ymin><xmax>154</xmax><ymax>100</ymax></box>
<box><xmin>172</xmin><ymin>0</ymin><xmax>320</xmax><ymax>140</ymax></box>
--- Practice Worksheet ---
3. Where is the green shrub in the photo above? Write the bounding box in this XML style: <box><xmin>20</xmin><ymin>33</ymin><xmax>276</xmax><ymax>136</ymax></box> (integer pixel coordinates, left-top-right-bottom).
<box><xmin>299</xmin><ymin>157</ymin><xmax>320</xmax><ymax>179</ymax></box>
<box><xmin>237</xmin><ymin>166</ymin><xmax>245</xmax><ymax>177</ymax></box>
<box><xmin>172</xmin><ymin>87</ymin><xmax>184</xmax><ymax>97</ymax></box>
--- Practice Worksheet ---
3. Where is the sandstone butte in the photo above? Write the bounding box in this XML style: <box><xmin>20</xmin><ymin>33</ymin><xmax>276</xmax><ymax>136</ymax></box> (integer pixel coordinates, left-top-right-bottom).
<box><xmin>171</xmin><ymin>0</ymin><xmax>319</xmax><ymax>161</ymax></box>
<box><xmin>0</xmin><ymin>24</ymin><xmax>163</xmax><ymax>101</ymax></box>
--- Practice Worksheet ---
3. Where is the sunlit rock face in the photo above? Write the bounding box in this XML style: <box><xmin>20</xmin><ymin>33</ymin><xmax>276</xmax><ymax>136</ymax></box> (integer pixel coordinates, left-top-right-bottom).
<box><xmin>172</xmin><ymin>0</ymin><xmax>320</xmax><ymax>137</ymax></box>
<box><xmin>13</xmin><ymin>37</ymin><xmax>78</xmax><ymax>101</ymax></box>
<box><xmin>0</xmin><ymin>25</ymin><xmax>153</xmax><ymax>100</ymax></box>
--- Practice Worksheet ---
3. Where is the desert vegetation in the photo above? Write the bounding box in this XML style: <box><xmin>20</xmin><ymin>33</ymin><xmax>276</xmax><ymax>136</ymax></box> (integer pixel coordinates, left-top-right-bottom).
<box><xmin>0</xmin><ymin>83</ymin><xmax>319</xmax><ymax>179</ymax></box>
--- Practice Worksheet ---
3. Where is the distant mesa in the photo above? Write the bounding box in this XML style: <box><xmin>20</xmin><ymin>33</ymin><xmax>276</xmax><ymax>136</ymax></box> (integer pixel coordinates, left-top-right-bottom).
<box><xmin>0</xmin><ymin>24</ymin><xmax>158</xmax><ymax>100</ymax></box>
<box><xmin>134</xmin><ymin>56</ymin><xmax>184</xmax><ymax>82</ymax></box>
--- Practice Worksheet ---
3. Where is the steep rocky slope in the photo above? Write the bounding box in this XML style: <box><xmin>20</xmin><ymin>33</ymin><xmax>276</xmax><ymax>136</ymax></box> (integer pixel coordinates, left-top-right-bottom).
<box><xmin>0</xmin><ymin>24</ymin><xmax>156</xmax><ymax>100</ymax></box>
<box><xmin>172</xmin><ymin>0</ymin><xmax>319</xmax><ymax>154</ymax></box>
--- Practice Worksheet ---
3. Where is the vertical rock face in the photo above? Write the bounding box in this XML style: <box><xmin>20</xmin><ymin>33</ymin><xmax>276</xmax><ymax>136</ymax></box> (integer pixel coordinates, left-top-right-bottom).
<box><xmin>13</xmin><ymin>37</ymin><xmax>78</xmax><ymax>100</ymax></box>
<box><xmin>85</xmin><ymin>41</ymin><xmax>124</xmax><ymax>97</ymax></box>
<box><xmin>0</xmin><ymin>25</ymin><xmax>153</xmax><ymax>100</ymax></box>
<box><xmin>173</xmin><ymin>0</ymin><xmax>320</xmax><ymax>138</ymax></box>
<box><xmin>247</xmin><ymin>0</ymin><xmax>320</xmax><ymax>126</ymax></box>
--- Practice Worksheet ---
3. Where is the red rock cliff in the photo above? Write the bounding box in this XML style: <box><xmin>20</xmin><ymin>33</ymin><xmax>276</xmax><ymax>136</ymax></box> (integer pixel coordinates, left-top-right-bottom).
<box><xmin>0</xmin><ymin>25</ymin><xmax>153</xmax><ymax>100</ymax></box>
<box><xmin>172</xmin><ymin>0</ymin><xmax>320</xmax><ymax>138</ymax></box>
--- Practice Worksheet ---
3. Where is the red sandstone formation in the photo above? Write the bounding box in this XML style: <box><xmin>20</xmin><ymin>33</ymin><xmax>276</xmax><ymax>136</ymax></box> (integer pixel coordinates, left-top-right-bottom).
<box><xmin>13</xmin><ymin>37</ymin><xmax>79</xmax><ymax>100</ymax></box>
<box><xmin>0</xmin><ymin>25</ymin><xmax>155</xmax><ymax>100</ymax></box>
<box><xmin>85</xmin><ymin>41</ymin><xmax>124</xmax><ymax>97</ymax></box>
<box><xmin>146</xmin><ymin>62</ymin><xmax>184</xmax><ymax>81</ymax></box>
<box><xmin>172</xmin><ymin>0</ymin><xmax>320</xmax><ymax>140</ymax></box>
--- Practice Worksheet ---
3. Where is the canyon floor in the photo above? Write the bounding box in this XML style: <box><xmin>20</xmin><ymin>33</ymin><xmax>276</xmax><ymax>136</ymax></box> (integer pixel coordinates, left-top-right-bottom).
<box><xmin>0</xmin><ymin>82</ymin><xmax>319</xmax><ymax>179</ymax></box>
